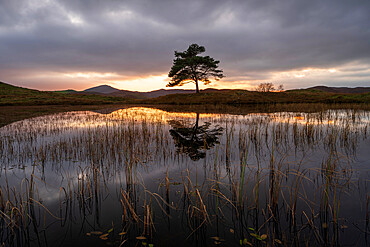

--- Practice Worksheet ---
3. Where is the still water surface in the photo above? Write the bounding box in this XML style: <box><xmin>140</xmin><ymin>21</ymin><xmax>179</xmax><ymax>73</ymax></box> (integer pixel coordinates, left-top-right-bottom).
<box><xmin>0</xmin><ymin>107</ymin><xmax>369</xmax><ymax>246</ymax></box>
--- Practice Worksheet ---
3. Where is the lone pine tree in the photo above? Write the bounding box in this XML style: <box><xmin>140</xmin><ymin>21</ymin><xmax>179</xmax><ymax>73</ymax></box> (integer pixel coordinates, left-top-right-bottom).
<box><xmin>167</xmin><ymin>44</ymin><xmax>224</xmax><ymax>93</ymax></box>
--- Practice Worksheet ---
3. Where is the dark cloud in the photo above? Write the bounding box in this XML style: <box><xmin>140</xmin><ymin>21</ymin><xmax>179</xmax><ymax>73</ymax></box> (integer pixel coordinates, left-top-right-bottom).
<box><xmin>0</xmin><ymin>0</ymin><xmax>369</xmax><ymax>90</ymax></box>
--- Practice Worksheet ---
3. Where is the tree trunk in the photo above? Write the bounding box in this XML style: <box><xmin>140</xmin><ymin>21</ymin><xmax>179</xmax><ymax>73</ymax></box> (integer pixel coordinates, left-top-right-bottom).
<box><xmin>191</xmin><ymin>113</ymin><xmax>200</xmax><ymax>140</ymax></box>
<box><xmin>195</xmin><ymin>79</ymin><xmax>199</xmax><ymax>93</ymax></box>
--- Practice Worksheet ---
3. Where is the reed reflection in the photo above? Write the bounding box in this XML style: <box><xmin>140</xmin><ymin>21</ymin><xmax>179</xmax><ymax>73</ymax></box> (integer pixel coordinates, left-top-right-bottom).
<box><xmin>0</xmin><ymin>107</ymin><xmax>369</xmax><ymax>246</ymax></box>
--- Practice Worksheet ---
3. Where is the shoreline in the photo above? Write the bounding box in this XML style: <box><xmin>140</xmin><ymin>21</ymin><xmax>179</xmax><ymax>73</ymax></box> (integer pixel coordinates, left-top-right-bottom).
<box><xmin>1</xmin><ymin>102</ymin><xmax>369</xmax><ymax>128</ymax></box>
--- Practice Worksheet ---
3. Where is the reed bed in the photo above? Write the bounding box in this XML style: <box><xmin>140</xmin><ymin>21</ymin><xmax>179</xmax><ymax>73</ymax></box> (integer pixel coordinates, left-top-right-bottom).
<box><xmin>0</xmin><ymin>106</ymin><xmax>369</xmax><ymax>246</ymax></box>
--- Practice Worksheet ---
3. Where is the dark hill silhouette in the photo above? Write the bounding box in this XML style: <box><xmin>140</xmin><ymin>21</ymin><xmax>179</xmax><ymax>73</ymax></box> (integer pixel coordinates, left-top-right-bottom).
<box><xmin>307</xmin><ymin>86</ymin><xmax>370</xmax><ymax>94</ymax></box>
<box><xmin>80</xmin><ymin>84</ymin><xmax>370</xmax><ymax>99</ymax></box>
<box><xmin>81</xmin><ymin>85</ymin><xmax>225</xmax><ymax>99</ymax></box>
<box><xmin>0</xmin><ymin>81</ymin><xmax>128</xmax><ymax>106</ymax></box>
<box><xmin>1</xmin><ymin>81</ymin><xmax>369</xmax><ymax>106</ymax></box>
<box><xmin>84</xmin><ymin>85</ymin><xmax>121</xmax><ymax>94</ymax></box>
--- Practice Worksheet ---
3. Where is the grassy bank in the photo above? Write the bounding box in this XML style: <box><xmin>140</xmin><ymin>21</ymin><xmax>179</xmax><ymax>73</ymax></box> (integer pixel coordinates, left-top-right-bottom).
<box><xmin>1</xmin><ymin>103</ymin><xmax>369</xmax><ymax>128</ymax></box>
<box><xmin>141</xmin><ymin>89</ymin><xmax>370</xmax><ymax>105</ymax></box>
<box><xmin>1</xmin><ymin>82</ymin><xmax>369</xmax><ymax>106</ymax></box>
<box><xmin>150</xmin><ymin>102</ymin><xmax>370</xmax><ymax>115</ymax></box>
<box><xmin>0</xmin><ymin>104</ymin><xmax>133</xmax><ymax>127</ymax></box>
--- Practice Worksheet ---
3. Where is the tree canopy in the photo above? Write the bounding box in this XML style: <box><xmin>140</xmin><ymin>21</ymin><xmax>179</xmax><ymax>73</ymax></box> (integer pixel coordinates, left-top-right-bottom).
<box><xmin>167</xmin><ymin>44</ymin><xmax>224</xmax><ymax>93</ymax></box>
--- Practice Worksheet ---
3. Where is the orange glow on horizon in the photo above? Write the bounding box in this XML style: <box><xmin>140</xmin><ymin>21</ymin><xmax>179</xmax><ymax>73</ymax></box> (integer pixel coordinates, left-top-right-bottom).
<box><xmin>6</xmin><ymin>65</ymin><xmax>346</xmax><ymax>92</ymax></box>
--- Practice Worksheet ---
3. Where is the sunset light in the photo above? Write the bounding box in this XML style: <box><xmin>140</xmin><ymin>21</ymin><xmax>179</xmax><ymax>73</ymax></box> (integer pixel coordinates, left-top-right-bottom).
<box><xmin>1</xmin><ymin>0</ymin><xmax>368</xmax><ymax>91</ymax></box>
<box><xmin>0</xmin><ymin>1</ymin><xmax>369</xmax><ymax>245</ymax></box>
<box><xmin>64</xmin><ymin>72</ymin><xmax>118</xmax><ymax>79</ymax></box>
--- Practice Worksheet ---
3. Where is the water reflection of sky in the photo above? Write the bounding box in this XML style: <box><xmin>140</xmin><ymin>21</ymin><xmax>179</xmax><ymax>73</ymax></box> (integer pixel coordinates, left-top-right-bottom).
<box><xmin>1</xmin><ymin>106</ymin><xmax>369</xmax><ymax>183</ymax></box>
<box><xmin>0</xmin><ymin>107</ymin><xmax>369</xmax><ymax>246</ymax></box>
<box><xmin>1</xmin><ymin>107</ymin><xmax>369</xmax><ymax>172</ymax></box>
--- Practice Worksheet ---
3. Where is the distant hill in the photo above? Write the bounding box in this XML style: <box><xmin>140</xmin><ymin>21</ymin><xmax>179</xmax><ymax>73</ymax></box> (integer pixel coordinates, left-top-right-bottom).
<box><xmin>82</xmin><ymin>85</ymin><xmax>195</xmax><ymax>99</ymax></box>
<box><xmin>84</xmin><ymin>85</ymin><xmax>121</xmax><ymax>94</ymax></box>
<box><xmin>82</xmin><ymin>84</ymin><xmax>370</xmax><ymax>96</ymax></box>
<box><xmin>1</xmin><ymin>81</ymin><xmax>369</xmax><ymax>106</ymax></box>
<box><xmin>0</xmin><ymin>81</ymin><xmax>128</xmax><ymax>106</ymax></box>
<box><xmin>307</xmin><ymin>86</ymin><xmax>370</xmax><ymax>94</ymax></box>
<box><xmin>82</xmin><ymin>85</ymin><xmax>227</xmax><ymax>99</ymax></box>
<box><xmin>55</xmin><ymin>89</ymin><xmax>78</xmax><ymax>94</ymax></box>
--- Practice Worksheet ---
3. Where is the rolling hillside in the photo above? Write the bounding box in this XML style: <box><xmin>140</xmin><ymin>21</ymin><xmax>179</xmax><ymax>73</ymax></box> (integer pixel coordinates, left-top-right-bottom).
<box><xmin>81</xmin><ymin>84</ymin><xmax>370</xmax><ymax>99</ymax></box>
<box><xmin>1</xmin><ymin>81</ymin><xmax>369</xmax><ymax>106</ymax></box>
<box><xmin>81</xmin><ymin>85</ymin><xmax>196</xmax><ymax>99</ymax></box>
<box><xmin>141</xmin><ymin>89</ymin><xmax>370</xmax><ymax>105</ymax></box>
<box><xmin>0</xmin><ymin>81</ymin><xmax>128</xmax><ymax>106</ymax></box>
<box><xmin>307</xmin><ymin>86</ymin><xmax>370</xmax><ymax>94</ymax></box>
<box><xmin>84</xmin><ymin>85</ymin><xmax>121</xmax><ymax>94</ymax></box>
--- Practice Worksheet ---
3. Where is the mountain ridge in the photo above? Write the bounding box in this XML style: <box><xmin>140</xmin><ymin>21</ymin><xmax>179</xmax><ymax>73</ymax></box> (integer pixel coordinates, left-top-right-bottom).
<box><xmin>306</xmin><ymin>86</ymin><xmax>370</xmax><ymax>94</ymax></box>
<box><xmin>84</xmin><ymin>85</ymin><xmax>121</xmax><ymax>94</ymax></box>
<box><xmin>80</xmin><ymin>84</ymin><xmax>370</xmax><ymax>99</ymax></box>
<box><xmin>1</xmin><ymin>81</ymin><xmax>369</xmax><ymax>106</ymax></box>
<box><xmin>82</xmin><ymin>85</ymin><xmax>197</xmax><ymax>99</ymax></box>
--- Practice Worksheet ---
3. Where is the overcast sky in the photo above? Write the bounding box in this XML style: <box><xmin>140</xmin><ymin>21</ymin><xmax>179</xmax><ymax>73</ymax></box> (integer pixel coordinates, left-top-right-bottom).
<box><xmin>0</xmin><ymin>0</ymin><xmax>369</xmax><ymax>91</ymax></box>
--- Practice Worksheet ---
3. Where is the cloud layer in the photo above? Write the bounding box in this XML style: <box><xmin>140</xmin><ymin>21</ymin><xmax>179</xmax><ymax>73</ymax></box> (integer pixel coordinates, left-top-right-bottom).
<box><xmin>0</xmin><ymin>0</ymin><xmax>369</xmax><ymax>90</ymax></box>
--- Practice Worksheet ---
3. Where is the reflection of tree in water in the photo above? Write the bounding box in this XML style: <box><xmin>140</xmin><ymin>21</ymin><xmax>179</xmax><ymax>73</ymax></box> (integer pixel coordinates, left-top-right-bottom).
<box><xmin>168</xmin><ymin>113</ymin><xmax>223</xmax><ymax>161</ymax></box>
